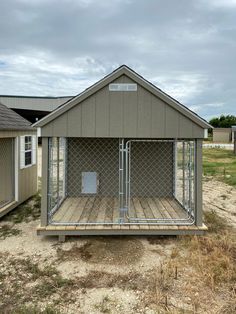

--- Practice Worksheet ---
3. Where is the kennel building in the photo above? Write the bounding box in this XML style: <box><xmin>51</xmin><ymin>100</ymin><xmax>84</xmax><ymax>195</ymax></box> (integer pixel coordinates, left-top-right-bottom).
<box><xmin>0</xmin><ymin>103</ymin><xmax>37</xmax><ymax>218</ymax></box>
<box><xmin>35</xmin><ymin>65</ymin><xmax>211</xmax><ymax>238</ymax></box>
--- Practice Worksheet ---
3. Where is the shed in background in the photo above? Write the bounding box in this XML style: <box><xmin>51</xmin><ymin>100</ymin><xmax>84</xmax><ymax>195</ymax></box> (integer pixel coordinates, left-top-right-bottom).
<box><xmin>0</xmin><ymin>103</ymin><xmax>38</xmax><ymax>218</ymax></box>
<box><xmin>213</xmin><ymin>128</ymin><xmax>232</xmax><ymax>143</ymax></box>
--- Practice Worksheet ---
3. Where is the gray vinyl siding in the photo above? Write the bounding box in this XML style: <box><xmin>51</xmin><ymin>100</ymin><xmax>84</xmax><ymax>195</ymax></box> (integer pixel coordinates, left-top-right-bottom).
<box><xmin>41</xmin><ymin>75</ymin><xmax>204</xmax><ymax>139</ymax></box>
<box><xmin>16</xmin><ymin>131</ymin><xmax>38</xmax><ymax>203</ymax></box>
<box><xmin>18</xmin><ymin>164</ymin><xmax>38</xmax><ymax>203</ymax></box>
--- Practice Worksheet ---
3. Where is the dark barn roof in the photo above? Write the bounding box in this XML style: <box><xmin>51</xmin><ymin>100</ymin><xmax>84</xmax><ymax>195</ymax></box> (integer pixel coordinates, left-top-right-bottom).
<box><xmin>0</xmin><ymin>102</ymin><xmax>33</xmax><ymax>131</ymax></box>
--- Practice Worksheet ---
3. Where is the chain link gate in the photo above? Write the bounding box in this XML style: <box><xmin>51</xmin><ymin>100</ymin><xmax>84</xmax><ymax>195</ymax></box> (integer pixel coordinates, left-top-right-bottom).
<box><xmin>123</xmin><ymin>139</ymin><xmax>195</xmax><ymax>225</ymax></box>
<box><xmin>48</xmin><ymin>137</ymin><xmax>195</xmax><ymax>225</ymax></box>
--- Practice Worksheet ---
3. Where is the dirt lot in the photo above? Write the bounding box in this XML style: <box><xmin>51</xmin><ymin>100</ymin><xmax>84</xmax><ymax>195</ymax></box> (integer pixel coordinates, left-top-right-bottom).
<box><xmin>0</xmin><ymin>178</ymin><xmax>235</xmax><ymax>314</ymax></box>
<box><xmin>0</xmin><ymin>147</ymin><xmax>235</xmax><ymax>313</ymax></box>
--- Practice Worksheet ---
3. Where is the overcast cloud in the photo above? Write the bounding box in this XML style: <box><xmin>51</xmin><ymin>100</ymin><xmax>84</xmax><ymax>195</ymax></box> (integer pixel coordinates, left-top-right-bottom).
<box><xmin>0</xmin><ymin>0</ymin><xmax>236</xmax><ymax>120</ymax></box>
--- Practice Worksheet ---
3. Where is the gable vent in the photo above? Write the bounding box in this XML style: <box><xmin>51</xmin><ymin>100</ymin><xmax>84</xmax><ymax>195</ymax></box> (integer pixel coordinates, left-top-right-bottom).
<box><xmin>109</xmin><ymin>83</ymin><xmax>137</xmax><ymax>91</ymax></box>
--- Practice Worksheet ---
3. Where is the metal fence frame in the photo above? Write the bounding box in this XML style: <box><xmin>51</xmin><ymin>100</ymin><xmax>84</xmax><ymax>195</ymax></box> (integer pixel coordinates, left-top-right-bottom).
<box><xmin>48</xmin><ymin>137</ymin><xmax>67</xmax><ymax>220</ymax></box>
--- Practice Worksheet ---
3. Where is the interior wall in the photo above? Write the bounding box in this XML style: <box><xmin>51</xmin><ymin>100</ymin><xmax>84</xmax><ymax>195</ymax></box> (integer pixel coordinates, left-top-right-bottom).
<box><xmin>127</xmin><ymin>141</ymin><xmax>174</xmax><ymax>197</ymax></box>
<box><xmin>67</xmin><ymin>138</ymin><xmax>119</xmax><ymax>196</ymax></box>
<box><xmin>67</xmin><ymin>138</ymin><xmax>174</xmax><ymax>198</ymax></box>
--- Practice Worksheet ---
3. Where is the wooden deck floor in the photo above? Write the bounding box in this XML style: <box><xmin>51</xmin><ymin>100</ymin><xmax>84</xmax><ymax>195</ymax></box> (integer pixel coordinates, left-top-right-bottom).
<box><xmin>37</xmin><ymin>197</ymin><xmax>207</xmax><ymax>236</ymax></box>
<box><xmin>52</xmin><ymin>196</ymin><xmax>189</xmax><ymax>224</ymax></box>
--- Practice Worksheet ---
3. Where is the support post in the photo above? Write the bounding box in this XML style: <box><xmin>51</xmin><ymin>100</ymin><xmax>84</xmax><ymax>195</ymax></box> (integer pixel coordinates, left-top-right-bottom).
<box><xmin>195</xmin><ymin>139</ymin><xmax>203</xmax><ymax>226</ymax></box>
<box><xmin>58</xmin><ymin>235</ymin><xmax>66</xmax><ymax>242</ymax></box>
<box><xmin>41</xmin><ymin>137</ymin><xmax>49</xmax><ymax>227</ymax></box>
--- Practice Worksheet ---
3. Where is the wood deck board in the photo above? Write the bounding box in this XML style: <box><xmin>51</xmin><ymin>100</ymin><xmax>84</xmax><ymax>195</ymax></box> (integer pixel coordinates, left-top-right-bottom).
<box><xmin>147</xmin><ymin>197</ymin><xmax>163</xmax><ymax>219</ymax></box>
<box><xmin>87</xmin><ymin>197</ymin><xmax>102</xmax><ymax>223</ymax></box>
<box><xmin>68</xmin><ymin>197</ymin><xmax>88</xmax><ymax>225</ymax></box>
<box><xmin>79</xmin><ymin>197</ymin><xmax>96</xmax><ymax>223</ymax></box>
<box><xmin>112</xmin><ymin>197</ymin><xmax>121</xmax><ymax>230</ymax></box>
<box><xmin>105</xmin><ymin>197</ymin><xmax>114</xmax><ymax>223</ymax></box>
<box><xmin>167</xmin><ymin>198</ymin><xmax>188</xmax><ymax>219</ymax></box>
<box><xmin>154</xmin><ymin>198</ymin><xmax>170</xmax><ymax>219</ymax></box>
<box><xmin>61</xmin><ymin>198</ymin><xmax>79</xmax><ymax>222</ymax></box>
<box><xmin>52</xmin><ymin>199</ymin><xmax>69</xmax><ymax>222</ymax></box>
<box><xmin>132</xmin><ymin>197</ymin><xmax>149</xmax><ymax>229</ymax></box>
<box><xmin>140</xmin><ymin>198</ymin><xmax>155</xmax><ymax>219</ymax></box>
<box><xmin>129</xmin><ymin>199</ymin><xmax>139</xmax><ymax>230</ymax></box>
<box><xmin>93</xmin><ymin>197</ymin><xmax>109</xmax><ymax>230</ymax></box>
<box><xmin>160</xmin><ymin>198</ymin><xmax>179</xmax><ymax>220</ymax></box>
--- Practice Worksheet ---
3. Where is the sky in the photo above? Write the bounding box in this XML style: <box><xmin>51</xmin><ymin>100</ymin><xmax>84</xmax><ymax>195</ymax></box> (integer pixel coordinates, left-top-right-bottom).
<box><xmin>0</xmin><ymin>0</ymin><xmax>236</xmax><ymax>121</ymax></box>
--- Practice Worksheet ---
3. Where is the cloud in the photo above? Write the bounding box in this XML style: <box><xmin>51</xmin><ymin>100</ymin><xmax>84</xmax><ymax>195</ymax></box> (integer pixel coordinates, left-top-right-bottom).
<box><xmin>0</xmin><ymin>0</ymin><xmax>235</xmax><ymax>120</ymax></box>
<box><xmin>203</xmin><ymin>0</ymin><xmax>236</xmax><ymax>8</ymax></box>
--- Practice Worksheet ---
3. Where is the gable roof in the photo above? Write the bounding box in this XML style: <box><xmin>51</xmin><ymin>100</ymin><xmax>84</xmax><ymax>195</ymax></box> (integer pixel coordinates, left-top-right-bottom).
<box><xmin>0</xmin><ymin>102</ymin><xmax>33</xmax><ymax>131</ymax></box>
<box><xmin>34</xmin><ymin>65</ymin><xmax>211</xmax><ymax>129</ymax></box>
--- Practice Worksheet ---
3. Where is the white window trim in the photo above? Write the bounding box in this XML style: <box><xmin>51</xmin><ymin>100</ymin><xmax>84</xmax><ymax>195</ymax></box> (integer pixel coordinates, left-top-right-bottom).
<box><xmin>20</xmin><ymin>135</ymin><xmax>37</xmax><ymax>169</ymax></box>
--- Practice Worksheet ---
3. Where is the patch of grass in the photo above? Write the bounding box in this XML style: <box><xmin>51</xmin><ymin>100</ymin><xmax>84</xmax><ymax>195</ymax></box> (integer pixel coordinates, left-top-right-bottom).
<box><xmin>155</xmin><ymin>260</ymin><xmax>177</xmax><ymax>292</ymax></box>
<box><xmin>18</xmin><ymin>259</ymin><xmax>59</xmax><ymax>280</ymax></box>
<box><xmin>189</xmin><ymin>235</ymin><xmax>235</xmax><ymax>289</ymax></box>
<box><xmin>34</xmin><ymin>275</ymin><xmax>74</xmax><ymax>298</ymax></box>
<box><xmin>12</xmin><ymin>304</ymin><xmax>60</xmax><ymax>314</ymax></box>
<box><xmin>94</xmin><ymin>295</ymin><xmax>113</xmax><ymax>313</ymax></box>
<box><xmin>0</xmin><ymin>256</ymin><xmax>75</xmax><ymax>312</ymax></box>
<box><xmin>220</xmin><ymin>294</ymin><xmax>236</xmax><ymax>314</ymax></box>
<box><xmin>0</xmin><ymin>224</ymin><xmax>21</xmax><ymax>239</ymax></box>
<box><xmin>3</xmin><ymin>193</ymin><xmax>41</xmax><ymax>224</ymax></box>
<box><xmin>203</xmin><ymin>148</ymin><xmax>236</xmax><ymax>186</ymax></box>
<box><xmin>204</xmin><ymin>210</ymin><xmax>229</xmax><ymax>233</ymax></box>
<box><xmin>181</xmin><ymin>224</ymin><xmax>236</xmax><ymax>291</ymax></box>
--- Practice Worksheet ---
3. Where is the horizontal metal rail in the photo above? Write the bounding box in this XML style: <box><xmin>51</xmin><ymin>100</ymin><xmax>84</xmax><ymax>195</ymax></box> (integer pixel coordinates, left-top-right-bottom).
<box><xmin>49</xmin><ymin>219</ymin><xmax>195</xmax><ymax>226</ymax></box>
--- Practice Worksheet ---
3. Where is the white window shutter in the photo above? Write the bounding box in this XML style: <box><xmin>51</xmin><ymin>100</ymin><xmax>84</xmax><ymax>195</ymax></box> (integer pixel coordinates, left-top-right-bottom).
<box><xmin>32</xmin><ymin>135</ymin><xmax>37</xmax><ymax>165</ymax></box>
<box><xmin>20</xmin><ymin>136</ymin><xmax>25</xmax><ymax>169</ymax></box>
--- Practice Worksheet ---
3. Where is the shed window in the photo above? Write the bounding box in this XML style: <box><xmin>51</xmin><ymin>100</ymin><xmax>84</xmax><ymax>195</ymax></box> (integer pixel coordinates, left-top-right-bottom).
<box><xmin>25</xmin><ymin>136</ymin><xmax>32</xmax><ymax>166</ymax></box>
<box><xmin>20</xmin><ymin>135</ymin><xmax>36</xmax><ymax>169</ymax></box>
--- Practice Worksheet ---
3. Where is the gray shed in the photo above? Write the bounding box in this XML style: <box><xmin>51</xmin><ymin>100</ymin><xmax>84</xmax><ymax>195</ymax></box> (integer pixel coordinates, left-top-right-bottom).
<box><xmin>0</xmin><ymin>103</ymin><xmax>37</xmax><ymax>218</ymax></box>
<box><xmin>34</xmin><ymin>65</ymin><xmax>211</xmax><ymax>239</ymax></box>
<box><xmin>213</xmin><ymin>128</ymin><xmax>232</xmax><ymax>143</ymax></box>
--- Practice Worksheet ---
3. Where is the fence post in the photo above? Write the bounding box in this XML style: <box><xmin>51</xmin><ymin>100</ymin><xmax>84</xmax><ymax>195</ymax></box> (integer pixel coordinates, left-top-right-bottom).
<box><xmin>195</xmin><ymin>139</ymin><xmax>203</xmax><ymax>226</ymax></box>
<box><xmin>41</xmin><ymin>137</ymin><xmax>49</xmax><ymax>226</ymax></box>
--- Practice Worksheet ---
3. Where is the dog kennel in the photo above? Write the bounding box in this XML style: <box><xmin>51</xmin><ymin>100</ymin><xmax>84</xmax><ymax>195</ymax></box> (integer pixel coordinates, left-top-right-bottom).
<box><xmin>35</xmin><ymin>65</ymin><xmax>211</xmax><ymax>237</ymax></box>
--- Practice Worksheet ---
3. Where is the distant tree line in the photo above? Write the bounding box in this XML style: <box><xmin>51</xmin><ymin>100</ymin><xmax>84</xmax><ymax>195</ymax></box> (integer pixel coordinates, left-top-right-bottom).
<box><xmin>209</xmin><ymin>115</ymin><xmax>236</xmax><ymax>128</ymax></box>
